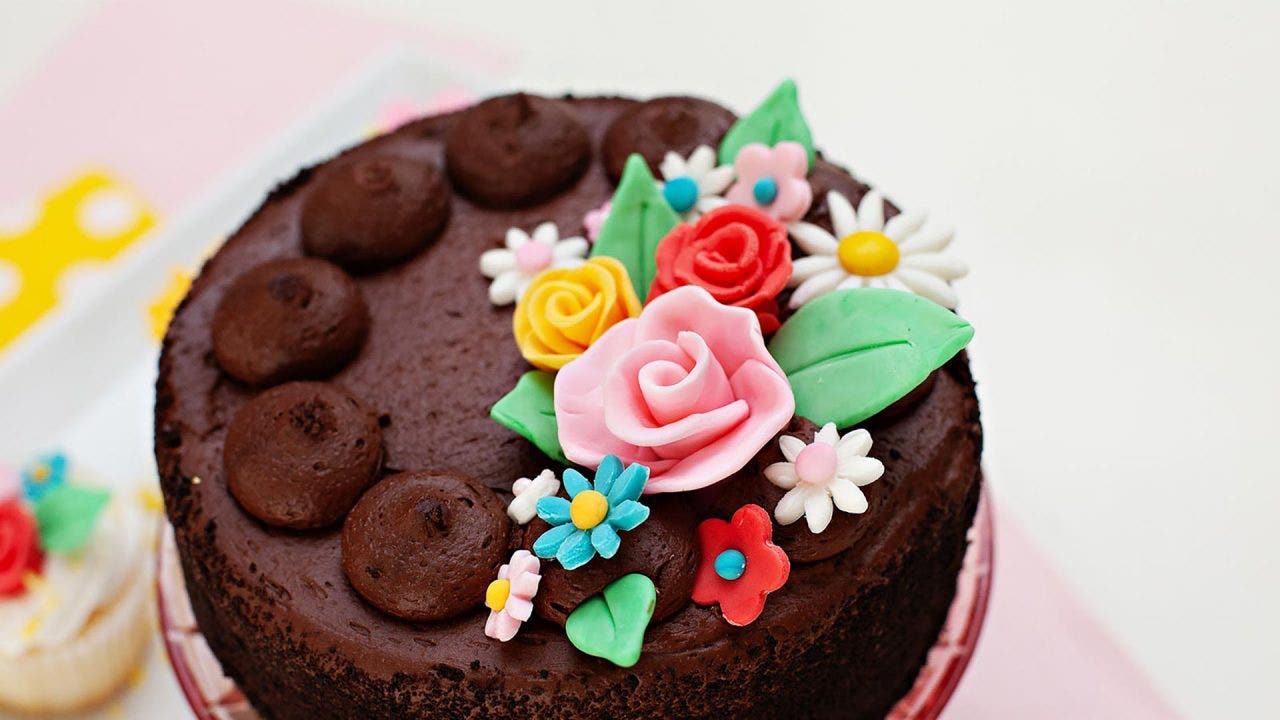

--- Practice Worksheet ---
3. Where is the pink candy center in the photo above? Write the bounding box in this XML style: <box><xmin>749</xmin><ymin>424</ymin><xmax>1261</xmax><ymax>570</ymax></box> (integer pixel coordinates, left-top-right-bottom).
<box><xmin>794</xmin><ymin>442</ymin><xmax>838</xmax><ymax>485</ymax></box>
<box><xmin>516</xmin><ymin>241</ymin><xmax>554</xmax><ymax>274</ymax></box>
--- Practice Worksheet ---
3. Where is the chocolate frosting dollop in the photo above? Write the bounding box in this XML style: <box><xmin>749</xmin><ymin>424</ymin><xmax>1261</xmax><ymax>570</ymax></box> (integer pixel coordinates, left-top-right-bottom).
<box><xmin>523</xmin><ymin>496</ymin><xmax>699</xmax><ymax>625</ymax></box>
<box><xmin>224</xmin><ymin>381</ymin><xmax>383</xmax><ymax>530</ymax></box>
<box><xmin>445</xmin><ymin>93</ymin><xmax>591</xmax><ymax>208</ymax></box>
<box><xmin>601</xmin><ymin>96</ymin><xmax>736</xmax><ymax>181</ymax></box>
<box><xmin>211</xmin><ymin>257</ymin><xmax>369</xmax><ymax>387</ymax></box>
<box><xmin>341</xmin><ymin>472</ymin><xmax>511</xmax><ymax>622</ymax></box>
<box><xmin>300</xmin><ymin>155</ymin><xmax>450</xmax><ymax>272</ymax></box>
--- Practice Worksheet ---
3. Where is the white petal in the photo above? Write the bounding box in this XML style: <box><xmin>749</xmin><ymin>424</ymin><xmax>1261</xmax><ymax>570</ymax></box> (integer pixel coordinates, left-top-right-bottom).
<box><xmin>532</xmin><ymin>222</ymin><xmax>559</xmax><ymax>245</ymax></box>
<box><xmin>688</xmin><ymin>145</ymin><xmax>716</xmax><ymax>177</ymax></box>
<box><xmin>505</xmin><ymin>227</ymin><xmax>530</xmax><ymax>250</ymax></box>
<box><xmin>827</xmin><ymin>191</ymin><xmax>858</xmax><ymax>236</ymax></box>
<box><xmin>551</xmin><ymin>257</ymin><xmax>585</xmax><ymax>270</ymax></box>
<box><xmin>840</xmin><ymin>456</ymin><xmax>886</xmax><ymax>487</ymax></box>
<box><xmin>900</xmin><ymin>253</ymin><xmax>968</xmax><ymax>280</ymax></box>
<box><xmin>883</xmin><ymin>208</ymin><xmax>927</xmax><ymax>243</ymax></box>
<box><xmin>788</xmin><ymin>222</ymin><xmax>839</xmax><ymax>256</ymax></box>
<box><xmin>554</xmin><ymin>237</ymin><xmax>589</xmax><ymax>259</ymax></box>
<box><xmin>696</xmin><ymin>195</ymin><xmax>731</xmax><ymax>213</ymax></box>
<box><xmin>804</xmin><ymin>492</ymin><xmax>834</xmax><ymax>533</ymax></box>
<box><xmin>700</xmin><ymin>166</ymin><xmax>735</xmax><ymax>196</ymax></box>
<box><xmin>488</xmin><ymin>272</ymin><xmax>522</xmax><ymax>306</ymax></box>
<box><xmin>660</xmin><ymin>151</ymin><xmax>686</xmax><ymax>181</ymax></box>
<box><xmin>788</xmin><ymin>267</ymin><xmax>848</xmax><ymax>309</ymax></box>
<box><xmin>899</xmin><ymin>225</ymin><xmax>954</xmax><ymax>254</ymax></box>
<box><xmin>789</xmin><ymin>255</ymin><xmax>839</xmax><ymax>285</ymax></box>
<box><xmin>815</xmin><ymin>422</ymin><xmax>839</xmax><ymax>446</ymax></box>
<box><xmin>837</xmin><ymin>428</ymin><xmax>873</xmax><ymax>459</ymax></box>
<box><xmin>893</xmin><ymin>267</ymin><xmax>960</xmax><ymax>309</ymax></box>
<box><xmin>764</xmin><ymin>462</ymin><xmax>799</xmax><ymax>490</ymax></box>
<box><xmin>829</xmin><ymin>478</ymin><xmax>869</xmax><ymax>514</ymax></box>
<box><xmin>479</xmin><ymin>248</ymin><xmax>515</xmax><ymax>278</ymax></box>
<box><xmin>836</xmin><ymin>275</ymin><xmax>868</xmax><ymax>290</ymax></box>
<box><xmin>779</xmin><ymin>435</ymin><xmax>806</xmax><ymax>462</ymax></box>
<box><xmin>774</xmin><ymin>487</ymin><xmax>808</xmax><ymax>526</ymax></box>
<box><xmin>857</xmin><ymin>191</ymin><xmax>885</xmax><ymax>232</ymax></box>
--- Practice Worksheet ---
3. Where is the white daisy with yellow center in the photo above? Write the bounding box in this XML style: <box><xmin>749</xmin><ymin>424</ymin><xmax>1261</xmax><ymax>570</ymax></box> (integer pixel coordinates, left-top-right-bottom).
<box><xmin>787</xmin><ymin>190</ymin><xmax>967</xmax><ymax>309</ymax></box>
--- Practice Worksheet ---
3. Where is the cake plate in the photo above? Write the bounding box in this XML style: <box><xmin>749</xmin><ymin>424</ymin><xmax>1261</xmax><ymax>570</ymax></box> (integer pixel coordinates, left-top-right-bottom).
<box><xmin>157</xmin><ymin>489</ymin><xmax>993</xmax><ymax>720</ymax></box>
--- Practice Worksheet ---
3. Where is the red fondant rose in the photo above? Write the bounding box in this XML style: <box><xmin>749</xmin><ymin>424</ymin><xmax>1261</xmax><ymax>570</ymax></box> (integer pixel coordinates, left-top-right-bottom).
<box><xmin>0</xmin><ymin>499</ymin><xmax>43</xmax><ymax>597</ymax></box>
<box><xmin>648</xmin><ymin>206</ymin><xmax>793</xmax><ymax>333</ymax></box>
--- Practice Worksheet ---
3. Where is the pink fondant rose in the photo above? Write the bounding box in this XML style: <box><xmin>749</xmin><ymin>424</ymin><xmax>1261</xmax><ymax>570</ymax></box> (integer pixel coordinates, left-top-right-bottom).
<box><xmin>554</xmin><ymin>286</ymin><xmax>794</xmax><ymax>494</ymax></box>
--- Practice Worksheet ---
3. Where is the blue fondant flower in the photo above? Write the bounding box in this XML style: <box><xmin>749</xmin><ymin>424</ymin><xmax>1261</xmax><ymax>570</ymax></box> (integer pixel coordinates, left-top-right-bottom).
<box><xmin>21</xmin><ymin>451</ymin><xmax>68</xmax><ymax>503</ymax></box>
<box><xmin>532</xmin><ymin>456</ymin><xmax>650</xmax><ymax>570</ymax></box>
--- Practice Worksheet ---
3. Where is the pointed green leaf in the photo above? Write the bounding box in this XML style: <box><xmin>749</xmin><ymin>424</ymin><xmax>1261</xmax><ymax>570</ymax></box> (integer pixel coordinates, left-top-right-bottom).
<box><xmin>718</xmin><ymin>79</ymin><xmax>815</xmax><ymax>169</ymax></box>
<box><xmin>490</xmin><ymin>371</ymin><xmax>568</xmax><ymax>464</ymax></box>
<box><xmin>565</xmin><ymin>573</ymin><xmax>657</xmax><ymax>667</ymax></box>
<box><xmin>34</xmin><ymin>484</ymin><xmax>111</xmax><ymax>555</ymax></box>
<box><xmin>591</xmin><ymin>154</ymin><xmax>681</xmax><ymax>302</ymax></box>
<box><xmin>769</xmin><ymin>289</ymin><xmax>973</xmax><ymax>427</ymax></box>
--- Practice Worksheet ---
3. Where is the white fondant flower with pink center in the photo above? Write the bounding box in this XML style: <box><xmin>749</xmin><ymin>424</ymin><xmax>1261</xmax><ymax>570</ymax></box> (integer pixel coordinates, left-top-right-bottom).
<box><xmin>483</xmin><ymin>550</ymin><xmax>541</xmax><ymax>642</ymax></box>
<box><xmin>506</xmin><ymin>469</ymin><xmax>560</xmax><ymax>525</ymax></box>
<box><xmin>765</xmin><ymin>423</ymin><xmax>885</xmax><ymax>533</ymax></box>
<box><xmin>554</xmin><ymin>285</ymin><xmax>794</xmax><ymax>494</ymax></box>
<box><xmin>479</xmin><ymin>222</ymin><xmax>588</xmax><ymax>305</ymax></box>
<box><xmin>724</xmin><ymin>142</ymin><xmax>813</xmax><ymax>223</ymax></box>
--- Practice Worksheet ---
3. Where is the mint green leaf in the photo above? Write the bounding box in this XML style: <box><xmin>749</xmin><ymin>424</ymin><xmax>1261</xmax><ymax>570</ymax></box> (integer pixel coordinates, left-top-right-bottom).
<box><xmin>34</xmin><ymin>484</ymin><xmax>111</xmax><ymax>555</ymax></box>
<box><xmin>591</xmin><ymin>154</ymin><xmax>680</xmax><ymax>302</ymax></box>
<box><xmin>565</xmin><ymin>573</ymin><xmax>656</xmax><ymax>668</ymax></box>
<box><xmin>769</xmin><ymin>289</ymin><xmax>973</xmax><ymax>427</ymax></box>
<box><xmin>490</xmin><ymin>371</ymin><xmax>568</xmax><ymax>465</ymax></box>
<box><xmin>718</xmin><ymin>79</ymin><xmax>816</xmax><ymax>169</ymax></box>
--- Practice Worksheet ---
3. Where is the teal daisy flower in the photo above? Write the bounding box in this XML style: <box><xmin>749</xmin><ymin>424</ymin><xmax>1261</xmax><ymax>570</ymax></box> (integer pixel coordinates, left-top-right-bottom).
<box><xmin>21</xmin><ymin>451</ymin><xmax>68</xmax><ymax>503</ymax></box>
<box><xmin>532</xmin><ymin>455</ymin><xmax>650</xmax><ymax>570</ymax></box>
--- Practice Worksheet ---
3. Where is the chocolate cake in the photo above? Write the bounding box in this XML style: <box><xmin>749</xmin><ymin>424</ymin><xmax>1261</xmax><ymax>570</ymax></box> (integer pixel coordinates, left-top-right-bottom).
<box><xmin>156</xmin><ymin>82</ymin><xmax>982</xmax><ymax>719</ymax></box>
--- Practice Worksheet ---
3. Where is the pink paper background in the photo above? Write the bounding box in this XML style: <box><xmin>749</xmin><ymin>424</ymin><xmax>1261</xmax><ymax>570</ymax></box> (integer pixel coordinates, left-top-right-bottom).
<box><xmin>0</xmin><ymin>1</ymin><xmax>1179</xmax><ymax>717</ymax></box>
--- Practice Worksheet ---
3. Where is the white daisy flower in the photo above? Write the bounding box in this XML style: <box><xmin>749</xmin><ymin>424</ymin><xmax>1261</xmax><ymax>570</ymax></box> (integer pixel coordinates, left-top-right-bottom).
<box><xmin>787</xmin><ymin>190</ymin><xmax>968</xmax><ymax>309</ymax></box>
<box><xmin>506</xmin><ymin>469</ymin><xmax>561</xmax><ymax>524</ymax></box>
<box><xmin>764</xmin><ymin>423</ymin><xmax>885</xmax><ymax>534</ymax></box>
<box><xmin>657</xmin><ymin>145</ymin><xmax>734</xmax><ymax>220</ymax></box>
<box><xmin>479</xmin><ymin>222</ymin><xmax>588</xmax><ymax>306</ymax></box>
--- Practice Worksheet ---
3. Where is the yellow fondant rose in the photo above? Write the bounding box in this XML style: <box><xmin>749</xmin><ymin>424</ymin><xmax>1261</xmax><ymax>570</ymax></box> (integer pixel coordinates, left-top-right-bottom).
<box><xmin>514</xmin><ymin>257</ymin><xmax>641</xmax><ymax>371</ymax></box>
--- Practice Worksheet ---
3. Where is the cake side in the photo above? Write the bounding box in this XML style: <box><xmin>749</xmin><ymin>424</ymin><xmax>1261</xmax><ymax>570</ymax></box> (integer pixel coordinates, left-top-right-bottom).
<box><xmin>156</xmin><ymin>92</ymin><xmax>982</xmax><ymax>720</ymax></box>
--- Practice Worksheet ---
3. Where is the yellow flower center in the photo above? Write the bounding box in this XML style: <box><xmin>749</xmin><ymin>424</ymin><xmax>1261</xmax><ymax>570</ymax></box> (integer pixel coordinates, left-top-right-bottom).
<box><xmin>837</xmin><ymin>231</ymin><xmax>899</xmax><ymax>277</ymax></box>
<box><xmin>570</xmin><ymin>490</ymin><xmax>610</xmax><ymax>530</ymax></box>
<box><xmin>485</xmin><ymin>578</ymin><xmax>512</xmax><ymax>612</ymax></box>
<box><xmin>33</xmin><ymin>465</ymin><xmax>50</xmax><ymax>483</ymax></box>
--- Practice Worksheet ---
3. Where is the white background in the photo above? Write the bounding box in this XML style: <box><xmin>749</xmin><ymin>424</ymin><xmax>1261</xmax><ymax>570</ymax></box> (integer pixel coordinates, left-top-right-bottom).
<box><xmin>3</xmin><ymin>2</ymin><xmax>1278</xmax><ymax>718</ymax></box>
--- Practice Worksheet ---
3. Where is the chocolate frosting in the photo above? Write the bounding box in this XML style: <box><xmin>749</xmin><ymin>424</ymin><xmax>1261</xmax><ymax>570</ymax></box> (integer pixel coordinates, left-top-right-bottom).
<box><xmin>300</xmin><ymin>155</ymin><xmax>450</xmax><ymax>272</ymax></box>
<box><xmin>341</xmin><ymin>472</ymin><xmax>512</xmax><ymax>622</ymax></box>
<box><xmin>601</xmin><ymin>96</ymin><xmax>736</xmax><ymax>181</ymax></box>
<box><xmin>210</xmin><ymin>257</ymin><xmax>369</xmax><ymax>386</ymax></box>
<box><xmin>156</xmin><ymin>94</ymin><xmax>983</xmax><ymax>720</ymax></box>
<box><xmin>224</xmin><ymin>381</ymin><xmax>382</xmax><ymax>530</ymax></box>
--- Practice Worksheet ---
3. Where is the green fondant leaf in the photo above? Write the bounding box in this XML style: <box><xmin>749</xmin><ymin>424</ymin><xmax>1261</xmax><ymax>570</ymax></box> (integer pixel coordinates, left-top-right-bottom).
<box><xmin>490</xmin><ymin>371</ymin><xmax>568</xmax><ymax>465</ymax></box>
<box><xmin>590</xmin><ymin>154</ymin><xmax>680</xmax><ymax>302</ymax></box>
<box><xmin>34</xmin><ymin>484</ymin><xmax>111</xmax><ymax>555</ymax></box>
<box><xmin>718</xmin><ymin>79</ymin><xmax>816</xmax><ymax>169</ymax></box>
<box><xmin>769</xmin><ymin>289</ymin><xmax>973</xmax><ymax>428</ymax></box>
<box><xmin>565</xmin><ymin>573</ymin><xmax>656</xmax><ymax>668</ymax></box>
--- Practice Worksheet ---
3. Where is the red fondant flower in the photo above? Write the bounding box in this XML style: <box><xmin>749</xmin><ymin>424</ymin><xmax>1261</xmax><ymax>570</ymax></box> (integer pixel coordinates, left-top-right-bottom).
<box><xmin>648</xmin><ymin>206</ymin><xmax>792</xmax><ymax>334</ymax></box>
<box><xmin>0</xmin><ymin>498</ymin><xmax>43</xmax><ymax>597</ymax></box>
<box><xmin>691</xmin><ymin>504</ymin><xmax>790</xmax><ymax>626</ymax></box>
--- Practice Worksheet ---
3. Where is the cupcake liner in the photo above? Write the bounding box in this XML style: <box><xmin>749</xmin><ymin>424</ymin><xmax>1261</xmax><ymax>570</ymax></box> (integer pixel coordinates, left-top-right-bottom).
<box><xmin>0</xmin><ymin>567</ymin><xmax>154</xmax><ymax>715</ymax></box>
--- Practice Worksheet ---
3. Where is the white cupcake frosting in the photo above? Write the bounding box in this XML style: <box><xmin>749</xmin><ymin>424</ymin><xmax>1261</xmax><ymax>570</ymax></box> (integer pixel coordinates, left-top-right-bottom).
<box><xmin>0</xmin><ymin>494</ymin><xmax>149</xmax><ymax>657</ymax></box>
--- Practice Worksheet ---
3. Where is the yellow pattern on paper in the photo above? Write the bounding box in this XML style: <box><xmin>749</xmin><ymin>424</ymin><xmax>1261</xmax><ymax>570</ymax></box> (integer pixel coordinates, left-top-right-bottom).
<box><xmin>0</xmin><ymin>171</ymin><xmax>155</xmax><ymax>351</ymax></box>
<box><xmin>147</xmin><ymin>269</ymin><xmax>191</xmax><ymax>341</ymax></box>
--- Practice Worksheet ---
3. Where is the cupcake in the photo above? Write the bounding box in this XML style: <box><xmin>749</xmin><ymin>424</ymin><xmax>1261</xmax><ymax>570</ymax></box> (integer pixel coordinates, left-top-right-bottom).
<box><xmin>0</xmin><ymin>452</ymin><xmax>156</xmax><ymax>715</ymax></box>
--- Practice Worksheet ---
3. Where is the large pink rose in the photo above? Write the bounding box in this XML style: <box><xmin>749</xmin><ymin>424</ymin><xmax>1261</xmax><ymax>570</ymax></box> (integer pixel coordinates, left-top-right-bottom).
<box><xmin>554</xmin><ymin>285</ymin><xmax>794</xmax><ymax>493</ymax></box>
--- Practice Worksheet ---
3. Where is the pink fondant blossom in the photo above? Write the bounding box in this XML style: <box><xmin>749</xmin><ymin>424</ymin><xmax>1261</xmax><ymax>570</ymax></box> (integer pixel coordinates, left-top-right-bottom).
<box><xmin>484</xmin><ymin>550</ymin><xmax>541</xmax><ymax>642</ymax></box>
<box><xmin>554</xmin><ymin>286</ymin><xmax>794</xmax><ymax>494</ymax></box>
<box><xmin>583</xmin><ymin>201</ymin><xmax>611</xmax><ymax>241</ymax></box>
<box><xmin>725</xmin><ymin>142</ymin><xmax>812</xmax><ymax>222</ymax></box>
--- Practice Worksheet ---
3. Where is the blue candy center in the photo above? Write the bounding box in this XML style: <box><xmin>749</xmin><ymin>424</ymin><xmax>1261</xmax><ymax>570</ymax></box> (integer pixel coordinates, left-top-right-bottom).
<box><xmin>663</xmin><ymin>176</ymin><xmax>699</xmax><ymax>214</ymax></box>
<box><xmin>752</xmin><ymin>176</ymin><xmax>779</xmax><ymax>206</ymax></box>
<box><xmin>714</xmin><ymin>549</ymin><xmax>747</xmax><ymax>581</ymax></box>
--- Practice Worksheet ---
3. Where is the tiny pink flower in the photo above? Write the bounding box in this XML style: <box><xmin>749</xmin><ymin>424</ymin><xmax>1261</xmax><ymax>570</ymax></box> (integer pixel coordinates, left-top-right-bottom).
<box><xmin>583</xmin><ymin>201</ymin><xmax>611</xmax><ymax>241</ymax></box>
<box><xmin>484</xmin><ymin>550</ymin><xmax>541</xmax><ymax>642</ymax></box>
<box><xmin>725</xmin><ymin>142</ymin><xmax>813</xmax><ymax>223</ymax></box>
